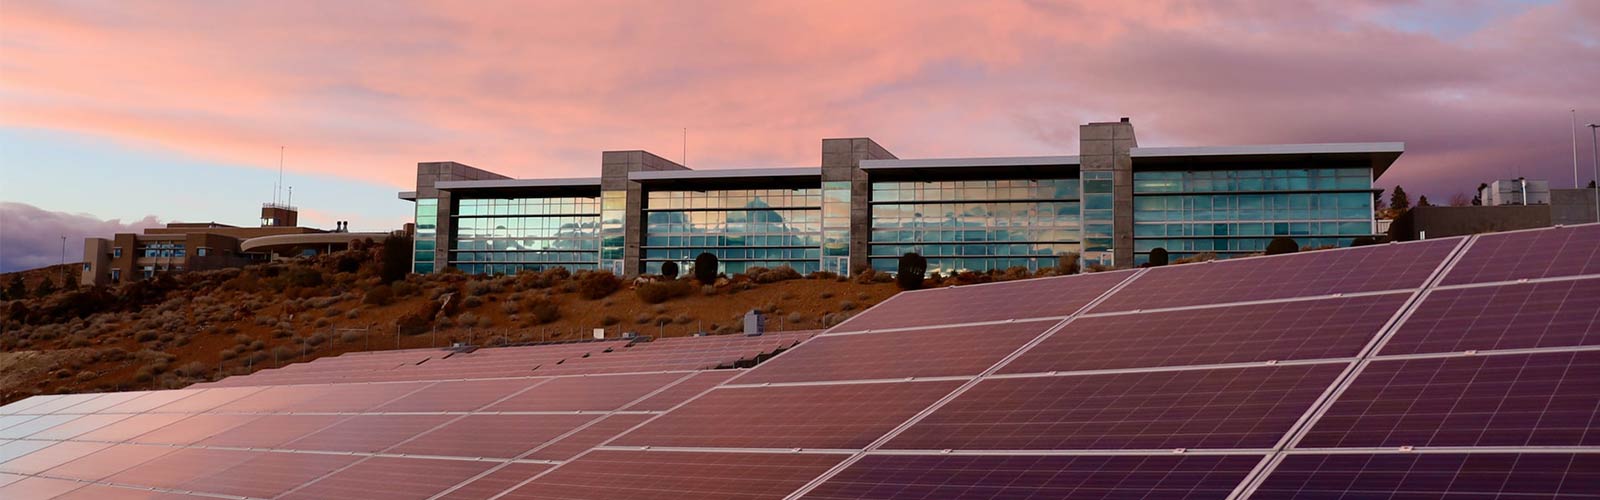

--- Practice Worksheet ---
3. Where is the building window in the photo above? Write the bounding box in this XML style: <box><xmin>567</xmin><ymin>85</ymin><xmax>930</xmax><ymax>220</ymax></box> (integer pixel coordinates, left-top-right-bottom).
<box><xmin>113</xmin><ymin>248</ymin><xmax>122</xmax><ymax>258</ymax></box>
<box><xmin>82</xmin><ymin>263</ymin><xmax>91</xmax><ymax>272</ymax></box>
<box><xmin>110</xmin><ymin>269</ymin><xmax>121</xmax><ymax>282</ymax></box>
<box><xmin>142</xmin><ymin>266</ymin><xmax>155</xmax><ymax>279</ymax></box>
<box><xmin>197</xmin><ymin>248</ymin><xmax>208</xmax><ymax>257</ymax></box>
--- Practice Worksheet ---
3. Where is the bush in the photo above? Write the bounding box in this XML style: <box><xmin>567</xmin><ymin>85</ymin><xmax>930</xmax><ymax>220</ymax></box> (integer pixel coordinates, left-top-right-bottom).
<box><xmin>1148</xmin><ymin>248</ymin><xmax>1169</xmax><ymax>267</ymax></box>
<box><xmin>1265</xmin><ymin>237</ymin><xmax>1299</xmax><ymax>255</ymax></box>
<box><xmin>1058</xmin><ymin>252</ymin><xmax>1081</xmax><ymax>275</ymax></box>
<box><xmin>526</xmin><ymin>297</ymin><xmax>560</xmax><ymax>324</ymax></box>
<box><xmin>693</xmin><ymin>253</ymin><xmax>719</xmax><ymax>284</ymax></box>
<box><xmin>806</xmin><ymin>270</ymin><xmax>838</xmax><ymax>280</ymax></box>
<box><xmin>284</xmin><ymin>267</ymin><xmax>324</xmax><ymax>288</ymax></box>
<box><xmin>635</xmin><ymin>280</ymin><xmax>696</xmax><ymax>304</ymax></box>
<box><xmin>576</xmin><ymin>271</ymin><xmax>621</xmax><ymax>300</ymax></box>
<box><xmin>363</xmin><ymin>286</ymin><xmax>394</xmax><ymax>306</ymax></box>
<box><xmin>601</xmin><ymin>315</ymin><xmax>620</xmax><ymax>326</ymax></box>
<box><xmin>661</xmin><ymin>261</ymin><xmax>679</xmax><ymax>280</ymax></box>
<box><xmin>896</xmin><ymin>253</ymin><xmax>927</xmax><ymax>290</ymax></box>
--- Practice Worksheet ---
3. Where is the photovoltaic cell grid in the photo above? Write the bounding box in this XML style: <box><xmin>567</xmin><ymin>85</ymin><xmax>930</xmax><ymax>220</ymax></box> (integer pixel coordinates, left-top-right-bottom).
<box><xmin>1439</xmin><ymin>223</ymin><xmax>1600</xmax><ymax>285</ymax></box>
<box><xmin>2</xmin><ymin>224</ymin><xmax>1598</xmax><ymax>499</ymax></box>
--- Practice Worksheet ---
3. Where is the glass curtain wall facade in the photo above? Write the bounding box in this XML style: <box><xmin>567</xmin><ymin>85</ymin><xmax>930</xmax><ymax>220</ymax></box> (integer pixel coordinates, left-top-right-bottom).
<box><xmin>412</xmin><ymin>198</ymin><xmax>438</xmax><ymax>274</ymax></box>
<box><xmin>868</xmin><ymin>179</ymin><xmax>1081</xmax><ymax>274</ymax></box>
<box><xmin>1132</xmin><ymin>168</ymin><xmax>1374</xmax><ymax>263</ymax></box>
<box><xmin>642</xmin><ymin>188</ymin><xmax>823</xmax><ymax>274</ymax></box>
<box><xmin>1080</xmin><ymin>172</ymin><xmax>1116</xmax><ymax>267</ymax></box>
<box><xmin>450</xmin><ymin>197</ymin><xmax>601</xmax><ymax>275</ymax></box>
<box><xmin>821</xmin><ymin>181</ymin><xmax>852</xmax><ymax>275</ymax></box>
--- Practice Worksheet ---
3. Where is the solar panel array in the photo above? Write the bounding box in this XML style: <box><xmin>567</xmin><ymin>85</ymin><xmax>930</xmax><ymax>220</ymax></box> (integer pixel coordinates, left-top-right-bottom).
<box><xmin>2</xmin><ymin>223</ymin><xmax>1598</xmax><ymax>499</ymax></box>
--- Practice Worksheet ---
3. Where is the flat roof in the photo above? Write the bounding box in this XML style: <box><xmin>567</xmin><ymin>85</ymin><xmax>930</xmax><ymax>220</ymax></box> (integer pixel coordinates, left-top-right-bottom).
<box><xmin>435</xmin><ymin>178</ymin><xmax>602</xmax><ymax>190</ymax></box>
<box><xmin>860</xmin><ymin>155</ymin><xmax>1080</xmax><ymax>170</ymax></box>
<box><xmin>629</xmin><ymin>167</ymin><xmax>821</xmax><ymax>181</ymax></box>
<box><xmin>1130</xmin><ymin>142</ymin><xmax>1405</xmax><ymax>179</ymax></box>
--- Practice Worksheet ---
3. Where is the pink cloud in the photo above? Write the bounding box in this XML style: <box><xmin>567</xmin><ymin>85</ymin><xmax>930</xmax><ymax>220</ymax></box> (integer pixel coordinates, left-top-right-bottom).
<box><xmin>1</xmin><ymin>0</ymin><xmax>1596</xmax><ymax>202</ymax></box>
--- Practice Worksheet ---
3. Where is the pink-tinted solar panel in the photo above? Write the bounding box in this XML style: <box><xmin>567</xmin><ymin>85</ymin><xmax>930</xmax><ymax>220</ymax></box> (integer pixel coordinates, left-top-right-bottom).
<box><xmin>373</xmin><ymin>378</ymin><xmax>540</xmax><ymax>412</ymax></box>
<box><xmin>1004</xmin><ymin>294</ymin><xmax>1404</xmax><ymax>375</ymax></box>
<box><xmin>434</xmin><ymin>462</ymin><xmax>553</xmax><ymax>500</ymax></box>
<box><xmin>197</xmin><ymin>414</ymin><xmax>348</xmax><ymax>449</ymax></box>
<box><xmin>1254</xmin><ymin>453</ymin><xmax>1600</xmax><ymax>499</ymax></box>
<box><xmin>888</xmin><ymin>364</ymin><xmax>1345</xmax><ymax>451</ymax></box>
<box><xmin>25</xmin><ymin>414</ymin><xmax>130</xmax><ymax>440</ymax></box>
<box><xmin>106</xmin><ymin>448</ymin><xmax>259</xmax><ymax>490</ymax></box>
<box><xmin>1441</xmin><ymin>223</ymin><xmax>1600</xmax><ymax>285</ymax></box>
<box><xmin>52</xmin><ymin>484</ymin><xmax>203</xmax><ymax>499</ymax></box>
<box><xmin>623</xmin><ymin>370</ymin><xmax>741</xmax><ymax>411</ymax></box>
<box><xmin>0</xmin><ymin>441</ymin><xmax>110</xmax><ymax>474</ymax></box>
<box><xmin>526</xmin><ymin>413</ymin><xmax>653</xmax><ymax>461</ymax></box>
<box><xmin>391</xmin><ymin>414</ymin><xmax>596</xmax><ymax>459</ymax></box>
<box><xmin>41</xmin><ymin>444</ymin><xmax>176</xmax><ymax>481</ymax></box>
<box><xmin>279</xmin><ymin>457</ymin><xmax>495</xmax><ymax>500</ymax></box>
<box><xmin>1299</xmin><ymin>351</ymin><xmax>1600</xmax><ymax>448</ymax></box>
<box><xmin>128</xmin><ymin>414</ymin><xmax>258</xmax><ymax>445</ymax></box>
<box><xmin>149</xmin><ymin>387</ymin><xmax>263</xmax><ymax>413</ymax></box>
<box><xmin>0</xmin><ymin>476</ymin><xmax>84</xmax><ymax>498</ymax></box>
<box><xmin>834</xmin><ymin>271</ymin><xmax>1132</xmax><ymax>332</ymax></box>
<box><xmin>806</xmin><ymin>454</ymin><xmax>1262</xmax><ymax>500</ymax></box>
<box><xmin>0</xmin><ymin>414</ymin><xmax>80</xmax><ymax>439</ymax></box>
<box><xmin>54</xmin><ymin>392</ymin><xmax>146</xmax><ymax>414</ymax></box>
<box><xmin>501</xmin><ymin>450</ymin><xmax>844</xmax><ymax>500</ymax></box>
<box><xmin>19</xmin><ymin>393</ymin><xmax>106</xmax><ymax>414</ymax></box>
<box><xmin>1382</xmin><ymin>278</ymin><xmax>1600</xmax><ymax>355</ymax></box>
<box><xmin>98</xmin><ymin>390</ymin><xmax>201</xmax><ymax>414</ymax></box>
<box><xmin>612</xmin><ymin>380</ymin><xmax>962</xmax><ymax>449</ymax></box>
<box><xmin>1095</xmin><ymin>238</ymin><xmax>1459</xmax><ymax>313</ymax></box>
<box><xmin>485</xmin><ymin>373</ymin><xmax>681</xmax><ymax>412</ymax></box>
<box><xmin>282</xmin><ymin>414</ymin><xmax>454</xmax><ymax>453</ymax></box>
<box><xmin>180</xmin><ymin>451</ymin><xmax>359</xmax><ymax>498</ymax></box>
<box><xmin>741</xmin><ymin>320</ymin><xmax>1056</xmax><ymax>385</ymax></box>
<box><xmin>73</xmin><ymin>413</ymin><xmax>189</xmax><ymax>443</ymax></box>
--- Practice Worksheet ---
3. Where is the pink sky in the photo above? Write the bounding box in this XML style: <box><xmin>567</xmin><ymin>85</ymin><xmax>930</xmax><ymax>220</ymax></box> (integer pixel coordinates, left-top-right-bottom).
<box><xmin>2</xmin><ymin>0</ymin><xmax>1597</xmax><ymax>197</ymax></box>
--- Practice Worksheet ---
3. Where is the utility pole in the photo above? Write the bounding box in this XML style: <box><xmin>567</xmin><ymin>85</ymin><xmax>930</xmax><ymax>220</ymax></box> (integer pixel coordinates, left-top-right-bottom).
<box><xmin>60</xmin><ymin>236</ymin><xmax>66</xmax><ymax>285</ymax></box>
<box><xmin>1589</xmin><ymin>124</ymin><xmax>1599</xmax><ymax>223</ymax></box>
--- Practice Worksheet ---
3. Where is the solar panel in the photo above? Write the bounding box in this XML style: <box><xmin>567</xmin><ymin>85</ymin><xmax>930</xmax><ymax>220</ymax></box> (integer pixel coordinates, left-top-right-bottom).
<box><xmin>1253</xmin><ymin>453</ymin><xmax>1600</xmax><ymax>499</ymax></box>
<box><xmin>499</xmin><ymin>449</ymin><xmax>845</xmax><ymax>500</ymax></box>
<box><xmin>54</xmin><ymin>484</ymin><xmax>202</xmax><ymax>499</ymax></box>
<box><xmin>0</xmin><ymin>475</ymin><xmax>85</xmax><ymax>498</ymax></box>
<box><xmin>1094</xmin><ymin>238</ymin><xmax>1459</xmax><ymax>313</ymax></box>
<box><xmin>373</xmin><ymin>378</ymin><xmax>539</xmax><ymax>412</ymax></box>
<box><xmin>195</xmin><ymin>414</ymin><xmax>348</xmax><ymax>449</ymax></box>
<box><xmin>1298</xmin><ymin>350</ymin><xmax>1600</xmax><ymax>448</ymax></box>
<box><xmin>484</xmin><ymin>373</ymin><xmax>682</xmax><ymax>412</ymax></box>
<box><xmin>739</xmin><ymin>319</ymin><xmax>1059</xmax><ymax>385</ymax></box>
<box><xmin>0</xmin><ymin>441</ymin><xmax>109</xmax><ymax>475</ymax></box>
<box><xmin>832</xmin><ymin>271</ymin><xmax>1133</xmax><ymax>332</ymax></box>
<box><xmin>1003</xmin><ymin>294</ymin><xmax>1406</xmax><ymax>375</ymax></box>
<box><xmin>886</xmin><ymin>364</ymin><xmax>1345</xmax><ymax>451</ymax></box>
<box><xmin>389</xmin><ymin>414</ymin><xmax>597</xmax><ymax>459</ymax></box>
<box><xmin>622</xmin><ymin>370</ymin><xmax>741</xmax><ymax>411</ymax></box>
<box><xmin>281</xmin><ymin>414</ymin><xmax>455</xmax><ymax>453</ymax></box>
<box><xmin>434</xmin><ymin>462</ymin><xmax>553</xmax><ymax>500</ymax></box>
<box><xmin>805</xmin><ymin>454</ymin><xmax>1263</xmax><ymax>500</ymax></box>
<box><xmin>178</xmin><ymin>451</ymin><xmax>359</xmax><ymax>498</ymax></box>
<box><xmin>526</xmin><ymin>413</ymin><xmax>654</xmax><ymax>461</ymax></box>
<box><xmin>39</xmin><ymin>444</ymin><xmax>176</xmax><ymax>481</ymax></box>
<box><xmin>277</xmin><ymin>456</ymin><xmax>496</xmax><ymax>500</ymax></box>
<box><xmin>1440</xmin><ymin>223</ymin><xmax>1600</xmax><ymax>285</ymax></box>
<box><xmin>1381</xmin><ymin>277</ymin><xmax>1600</xmax><ymax>355</ymax></box>
<box><xmin>611</xmin><ymin>381</ymin><xmax>963</xmax><ymax>449</ymax></box>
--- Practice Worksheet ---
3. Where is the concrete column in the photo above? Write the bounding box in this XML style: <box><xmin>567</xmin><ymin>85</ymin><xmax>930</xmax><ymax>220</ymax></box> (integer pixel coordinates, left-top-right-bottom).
<box><xmin>1079</xmin><ymin>119</ymin><xmax>1138</xmax><ymax>266</ymax></box>
<box><xmin>822</xmin><ymin>138</ymin><xmax>895</xmax><ymax>273</ymax></box>
<box><xmin>601</xmin><ymin>150</ymin><xmax>687</xmax><ymax>277</ymax></box>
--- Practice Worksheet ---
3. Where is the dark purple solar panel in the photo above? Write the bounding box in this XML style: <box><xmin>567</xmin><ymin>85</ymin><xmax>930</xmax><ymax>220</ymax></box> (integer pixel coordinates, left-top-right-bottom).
<box><xmin>805</xmin><ymin>454</ymin><xmax>1261</xmax><ymax>500</ymax></box>
<box><xmin>499</xmin><ymin>449</ymin><xmax>844</xmax><ymax>500</ymax></box>
<box><xmin>1299</xmin><ymin>351</ymin><xmax>1600</xmax><ymax>448</ymax></box>
<box><xmin>485</xmin><ymin>373</ymin><xmax>680</xmax><ymax>412</ymax></box>
<box><xmin>611</xmin><ymin>380</ymin><xmax>963</xmax><ymax>449</ymax></box>
<box><xmin>740</xmin><ymin>320</ymin><xmax>1058</xmax><ymax>385</ymax></box>
<box><xmin>527</xmin><ymin>413</ymin><xmax>653</xmax><ymax>461</ymax></box>
<box><xmin>279</xmin><ymin>457</ymin><xmax>496</xmax><ymax>500</ymax></box>
<box><xmin>1382</xmin><ymin>278</ymin><xmax>1600</xmax><ymax>355</ymax></box>
<box><xmin>622</xmin><ymin>370</ymin><xmax>740</xmax><ymax>411</ymax></box>
<box><xmin>1441</xmin><ymin>223</ymin><xmax>1600</xmax><ymax>285</ymax></box>
<box><xmin>390</xmin><ymin>414</ymin><xmax>596</xmax><ymax>459</ymax></box>
<box><xmin>834</xmin><ymin>271</ymin><xmax>1132</xmax><ymax>332</ymax></box>
<box><xmin>1254</xmin><ymin>453</ymin><xmax>1600</xmax><ymax>499</ymax></box>
<box><xmin>887</xmin><ymin>364</ymin><xmax>1344</xmax><ymax>451</ymax></box>
<box><xmin>1095</xmin><ymin>238</ymin><xmax>1459</xmax><ymax>313</ymax></box>
<box><xmin>1004</xmin><ymin>294</ymin><xmax>1404</xmax><ymax>375</ymax></box>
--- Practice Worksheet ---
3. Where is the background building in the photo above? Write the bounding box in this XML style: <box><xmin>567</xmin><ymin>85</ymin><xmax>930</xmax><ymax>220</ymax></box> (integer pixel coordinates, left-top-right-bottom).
<box><xmin>403</xmin><ymin>118</ymin><xmax>1402</xmax><ymax>276</ymax></box>
<box><xmin>1479</xmin><ymin>178</ymin><xmax>1550</xmax><ymax>206</ymax></box>
<box><xmin>1389</xmin><ymin>181</ymin><xmax>1599</xmax><ymax>241</ymax></box>
<box><xmin>80</xmin><ymin>204</ymin><xmax>390</xmax><ymax>286</ymax></box>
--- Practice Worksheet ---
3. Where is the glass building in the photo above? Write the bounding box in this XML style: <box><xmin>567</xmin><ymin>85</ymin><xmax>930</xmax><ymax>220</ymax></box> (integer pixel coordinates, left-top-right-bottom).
<box><xmin>403</xmin><ymin>119</ymin><xmax>1402</xmax><ymax>276</ymax></box>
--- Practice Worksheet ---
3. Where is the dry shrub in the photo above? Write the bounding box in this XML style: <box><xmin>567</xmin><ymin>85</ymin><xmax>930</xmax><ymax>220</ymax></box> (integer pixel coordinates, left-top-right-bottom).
<box><xmin>576</xmin><ymin>271</ymin><xmax>621</xmax><ymax>300</ymax></box>
<box><xmin>636</xmin><ymin>280</ymin><xmax>697</xmax><ymax>304</ymax></box>
<box><xmin>526</xmin><ymin>297</ymin><xmax>561</xmax><ymax>324</ymax></box>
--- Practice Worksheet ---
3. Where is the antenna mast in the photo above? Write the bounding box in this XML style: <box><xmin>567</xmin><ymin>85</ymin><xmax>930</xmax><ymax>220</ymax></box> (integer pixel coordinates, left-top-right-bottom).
<box><xmin>276</xmin><ymin>146</ymin><xmax>285</xmax><ymax>206</ymax></box>
<box><xmin>682</xmin><ymin>128</ymin><xmax>687</xmax><ymax>167</ymax></box>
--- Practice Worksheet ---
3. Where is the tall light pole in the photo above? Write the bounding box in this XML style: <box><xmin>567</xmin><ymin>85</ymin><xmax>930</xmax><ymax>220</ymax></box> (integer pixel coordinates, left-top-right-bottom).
<box><xmin>1589</xmin><ymin>123</ymin><xmax>1599</xmax><ymax>223</ymax></box>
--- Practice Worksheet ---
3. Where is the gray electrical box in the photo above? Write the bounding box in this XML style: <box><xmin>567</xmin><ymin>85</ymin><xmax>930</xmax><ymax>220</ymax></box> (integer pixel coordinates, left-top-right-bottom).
<box><xmin>743</xmin><ymin>309</ymin><xmax>765</xmax><ymax>336</ymax></box>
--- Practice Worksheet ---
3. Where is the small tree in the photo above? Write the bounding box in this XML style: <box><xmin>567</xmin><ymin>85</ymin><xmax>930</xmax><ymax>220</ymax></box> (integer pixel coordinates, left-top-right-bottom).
<box><xmin>1265</xmin><ymin>237</ymin><xmax>1299</xmax><ymax>256</ymax></box>
<box><xmin>1057</xmin><ymin>252</ymin><xmax>1080</xmax><ymax>275</ymax></box>
<box><xmin>1390</xmin><ymin>185</ymin><xmax>1411</xmax><ymax>212</ymax></box>
<box><xmin>1417</xmin><ymin>195</ymin><xmax>1431</xmax><ymax>207</ymax></box>
<box><xmin>1590</xmin><ymin>180</ymin><xmax>1597</xmax><ymax>188</ymax></box>
<box><xmin>1148</xmin><ymin>248</ymin><xmax>1169</xmax><ymax>267</ymax></box>
<box><xmin>693</xmin><ymin>253</ymin><xmax>718</xmax><ymax>284</ymax></box>
<box><xmin>380</xmin><ymin>235</ymin><xmax>412</xmax><ymax>284</ymax></box>
<box><xmin>660</xmin><ymin>261</ymin><xmax>679</xmax><ymax>280</ymax></box>
<box><xmin>5</xmin><ymin>275</ymin><xmax>25</xmax><ymax>299</ymax></box>
<box><xmin>34</xmin><ymin>277</ymin><xmax>56</xmax><ymax>298</ymax></box>
<box><xmin>896</xmin><ymin>253</ymin><xmax>927</xmax><ymax>290</ymax></box>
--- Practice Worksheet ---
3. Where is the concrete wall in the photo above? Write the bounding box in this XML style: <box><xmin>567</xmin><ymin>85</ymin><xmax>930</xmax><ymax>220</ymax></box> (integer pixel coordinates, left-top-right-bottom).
<box><xmin>1078</xmin><ymin>119</ymin><xmax>1137</xmax><ymax>265</ymax></box>
<box><xmin>1551</xmin><ymin>188</ymin><xmax>1599</xmax><ymax>225</ymax></box>
<box><xmin>1388</xmin><ymin>205</ymin><xmax>1552</xmax><ymax>241</ymax></box>
<box><xmin>822</xmin><ymin>138</ymin><xmax>895</xmax><ymax>273</ymax></box>
<box><xmin>80</xmin><ymin>238</ymin><xmax>111</xmax><ymax>287</ymax></box>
